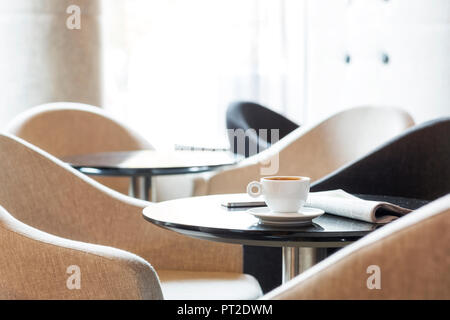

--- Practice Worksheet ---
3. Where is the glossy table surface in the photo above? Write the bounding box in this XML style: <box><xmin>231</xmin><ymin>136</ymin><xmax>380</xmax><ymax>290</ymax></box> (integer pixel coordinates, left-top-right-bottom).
<box><xmin>143</xmin><ymin>193</ymin><xmax>428</xmax><ymax>247</ymax></box>
<box><xmin>62</xmin><ymin>150</ymin><xmax>240</xmax><ymax>176</ymax></box>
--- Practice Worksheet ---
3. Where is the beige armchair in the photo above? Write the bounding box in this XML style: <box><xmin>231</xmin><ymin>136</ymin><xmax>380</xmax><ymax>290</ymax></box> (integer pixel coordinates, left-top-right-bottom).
<box><xmin>263</xmin><ymin>194</ymin><xmax>450</xmax><ymax>300</ymax></box>
<box><xmin>194</xmin><ymin>106</ymin><xmax>414</xmax><ymax>195</ymax></box>
<box><xmin>0</xmin><ymin>134</ymin><xmax>261</xmax><ymax>299</ymax></box>
<box><xmin>0</xmin><ymin>205</ymin><xmax>162</xmax><ymax>300</ymax></box>
<box><xmin>5</xmin><ymin>102</ymin><xmax>153</xmax><ymax>195</ymax></box>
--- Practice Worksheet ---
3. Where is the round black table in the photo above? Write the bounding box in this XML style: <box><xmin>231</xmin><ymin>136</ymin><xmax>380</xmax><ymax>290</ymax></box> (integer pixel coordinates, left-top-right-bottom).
<box><xmin>62</xmin><ymin>150</ymin><xmax>240</xmax><ymax>201</ymax></box>
<box><xmin>142</xmin><ymin>193</ymin><xmax>428</xmax><ymax>282</ymax></box>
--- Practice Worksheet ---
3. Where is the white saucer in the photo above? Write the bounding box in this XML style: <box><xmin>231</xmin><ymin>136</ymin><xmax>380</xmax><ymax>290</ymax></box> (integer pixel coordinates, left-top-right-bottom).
<box><xmin>246</xmin><ymin>207</ymin><xmax>325</xmax><ymax>226</ymax></box>
<box><xmin>255</xmin><ymin>219</ymin><xmax>316</xmax><ymax>226</ymax></box>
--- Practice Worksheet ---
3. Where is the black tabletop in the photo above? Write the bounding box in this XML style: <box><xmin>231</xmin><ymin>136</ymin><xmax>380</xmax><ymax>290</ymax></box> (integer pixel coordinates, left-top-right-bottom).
<box><xmin>62</xmin><ymin>150</ymin><xmax>240</xmax><ymax>176</ymax></box>
<box><xmin>142</xmin><ymin>193</ymin><xmax>428</xmax><ymax>247</ymax></box>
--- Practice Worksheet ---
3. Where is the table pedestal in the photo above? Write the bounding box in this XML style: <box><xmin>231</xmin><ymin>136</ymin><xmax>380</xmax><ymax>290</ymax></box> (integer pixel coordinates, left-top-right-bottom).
<box><xmin>129</xmin><ymin>176</ymin><xmax>155</xmax><ymax>201</ymax></box>
<box><xmin>282</xmin><ymin>247</ymin><xmax>327</xmax><ymax>283</ymax></box>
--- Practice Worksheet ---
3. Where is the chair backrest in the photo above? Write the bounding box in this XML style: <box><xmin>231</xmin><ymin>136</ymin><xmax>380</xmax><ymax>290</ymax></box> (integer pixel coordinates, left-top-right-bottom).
<box><xmin>263</xmin><ymin>194</ymin><xmax>450</xmax><ymax>299</ymax></box>
<box><xmin>311</xmin><ymin>118</ymin><xmax>450</xmax><ymax>200</ymax></box>
<box><xmin>0</xmin><ymin>134</ymin><xmax>242</xmax><ymax>274</ymax></box>
<box><xmin>5</xmin><ymin>102</ymin><xmax>153</xmax><ymax>194</ymax></box>
<box><xmin>197</xmin><ymin>106</ymin><xmax>414</xmax><ymax>195</ymax></box>
<box><xmin>226</xmin><ymin>101</ymin><xmax>299</xmax><ymax>157</ymax></box>
<box><xmin>0</xmin><ymin>205</ymin><xmax>162</xmax><ymax>299</ymax></box>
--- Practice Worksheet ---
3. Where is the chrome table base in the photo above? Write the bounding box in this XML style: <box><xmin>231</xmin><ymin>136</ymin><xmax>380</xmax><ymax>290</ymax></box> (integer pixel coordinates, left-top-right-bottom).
<box><xmin>129</xmin><ymin>176</ymin><xmax>156</xmax><ymax>201</ymax></box>
<box><xmin>282</xmin><ymin>247</ymin><xmax>328</xmax><ymax>283</ymax></box>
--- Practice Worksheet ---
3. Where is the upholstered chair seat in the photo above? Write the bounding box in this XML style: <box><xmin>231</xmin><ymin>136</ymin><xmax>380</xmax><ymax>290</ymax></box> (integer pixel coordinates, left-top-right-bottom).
<box><xmin>158</xmin><ymin>271</ymin><xmax>262</xmax><ymax>300</ymax></box>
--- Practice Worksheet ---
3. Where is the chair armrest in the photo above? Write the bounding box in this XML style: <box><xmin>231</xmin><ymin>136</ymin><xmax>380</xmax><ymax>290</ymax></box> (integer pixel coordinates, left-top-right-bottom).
<box><xmin>0</xmin><ymin>206</ymin><xmax>163</xmax><ymax>300</ymax></box>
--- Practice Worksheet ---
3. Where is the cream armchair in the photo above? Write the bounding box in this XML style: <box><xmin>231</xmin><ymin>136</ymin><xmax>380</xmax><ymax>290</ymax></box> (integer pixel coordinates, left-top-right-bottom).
<box><xmin>0</xmin><ymin>205</ymin><xmax>162</xmax><ymax>300</ymax></box>
<box><xmin>263</xmin><ymin>194</ymin><xmax>450</xmax><ymax>299</ymax></box>
<box><xmin>5</xmin><ymin>102</ymin><xmax>153</xmax><ymax>196</ymax></box>
<box><xmin>6</xmin><ymin>102</ymin><xmax>198</xmax><ymax>201</ymax></box>
<box><xmin>194</xmin><ymin>106</ymin><xmax>414</xmax><ymax>196</ymax></box>
<box><xmin>0</xmin><ymin>134</ymin><xmax>261</xmax><ymax>299</ymax></box>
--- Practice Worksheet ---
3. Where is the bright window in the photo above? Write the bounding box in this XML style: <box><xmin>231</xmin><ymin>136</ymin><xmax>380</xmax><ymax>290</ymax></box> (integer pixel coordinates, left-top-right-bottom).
<box><xmin>102</xmin><ymin>0</ymin><xmax>306</xmax><ymax>149</ymax></box>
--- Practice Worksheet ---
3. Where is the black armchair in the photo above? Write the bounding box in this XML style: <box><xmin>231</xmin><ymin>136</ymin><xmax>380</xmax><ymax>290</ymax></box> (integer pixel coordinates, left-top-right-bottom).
<box><xmin>226</xmin><ymin>101</ymin><xmax>299</xmax><ymax>157</ymax></box>
<box><xmin>311</xmin><ymin>118</ymin><xmax>450</xmax><ymax>200</ymax></box>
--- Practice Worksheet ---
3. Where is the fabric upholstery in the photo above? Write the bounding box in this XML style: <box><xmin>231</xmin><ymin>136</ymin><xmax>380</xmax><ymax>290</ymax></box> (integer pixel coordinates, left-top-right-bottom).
<box><xmin>0</xmin><ymin>0</ymin><xmax>101</xmax><ymax>128</ymax></box>
<box><xmin>263</xmin><ymin>194</ymin><xmax>450</xmax><ymax>300</ymax></box>
<box><xmin>0</xmin><ymin>205</ymin><xmax>163</xmax><ymax>300</ymax></box>
<box><xmin>0</xmin><ymin>134</ymin><xmax>243</xmax><ymax>273</ymax></box>
<box><xmin>226</xmin><ymin>101</ymin><xmax>299</xmax><ymax>157</ymax></box>
<box><xmin>5</xmin><ymin>102</ymin><xmax>153</xmax><ymax>195</ymax></box>
<box><xmin>0</xmin><ymin>134</ymin><xmax>262</xmax><ymax>299</ymax></box>
<box><xmin>311</xmin><ymin>118</ymin><xmax>450</xmax><ymax>200</ymax></box>
<box><xmin>158</xmin><ymin>271</ymin><xmax>262</xmax><ymax>300</ymax></box>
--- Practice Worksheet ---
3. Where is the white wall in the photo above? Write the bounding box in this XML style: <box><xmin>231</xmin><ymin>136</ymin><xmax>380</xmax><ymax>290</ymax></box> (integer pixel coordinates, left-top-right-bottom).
<box><xmin>305</xmin><ymin>0</ymin><xmax>450</xmax><ymax>124</ymax></box>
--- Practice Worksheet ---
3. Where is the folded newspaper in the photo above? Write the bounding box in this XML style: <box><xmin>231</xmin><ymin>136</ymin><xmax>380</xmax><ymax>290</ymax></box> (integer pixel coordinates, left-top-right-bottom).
<box><xmin>305</xmin><ymin>189</ymin><xmax>411</xmax><ymax>224</ymax></box>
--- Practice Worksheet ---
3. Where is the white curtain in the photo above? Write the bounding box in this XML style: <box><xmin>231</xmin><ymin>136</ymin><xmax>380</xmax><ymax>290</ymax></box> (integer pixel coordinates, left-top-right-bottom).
<box><xmin>102</xmin><ymin>0</ymin><xmax>306</xmax><ymax>149</ymax></box>
<box><xmin>0</xmin><ymin>0</ymin><xmax>102</xmax><ymax>128</ymax></box>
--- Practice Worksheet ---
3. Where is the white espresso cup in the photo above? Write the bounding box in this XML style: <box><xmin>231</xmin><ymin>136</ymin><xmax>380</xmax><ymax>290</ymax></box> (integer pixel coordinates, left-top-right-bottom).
<box><xmin>247</xmin><ymin>176</ymin><xmax>310</xmax><ymax>213</ymax></box>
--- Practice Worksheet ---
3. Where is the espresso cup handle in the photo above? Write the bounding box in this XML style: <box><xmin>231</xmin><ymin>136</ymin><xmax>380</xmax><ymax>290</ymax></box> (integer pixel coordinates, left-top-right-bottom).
<box><xmin>247</xmin><ymin>181</ymin><xmax>262</xmax><ymax>198</ymax></box>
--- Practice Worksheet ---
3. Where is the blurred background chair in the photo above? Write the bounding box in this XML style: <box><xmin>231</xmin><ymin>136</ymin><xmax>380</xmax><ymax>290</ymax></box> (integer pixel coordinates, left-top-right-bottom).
<box><xmin>194</xmin><ymin>105</ymin><xmax>415</xmax><ymax>292</ymax></box>
<box><xmin>5</xmin><ymin>102</ymin><xmax>152</xmax><ymax>196</ymax></box>
<box><xmin>0</xmin><ymin>134</ymin><xmax>262</xmax><ymax>300</ymax></box>
<box><xmin>0</xmin><ymin>205</ymin><xmax>163</xmax><ymax>300</ymax></box>
<box><xmin>195</xmin><ymin>106</ymin><xmax>414</xmax><ymax>195</ymax></box>
<box><xmin>311</xmin><ymin>118</ymin><xmax>450</xmax><ymax>200</ymax></box>
<box><xmin>263</xmin><ymin>194</ymin><xmax>450</xmax><ymax>299</ymax></box>
<box><xmin>226</xmin><ymin>101</ymin><xmax>299</xmax><ymax>157</ymax></box>
<box><xmin>311</xmin><ymin>117</ymin><xmax>450</xmax><ymax>268</ymax></box>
